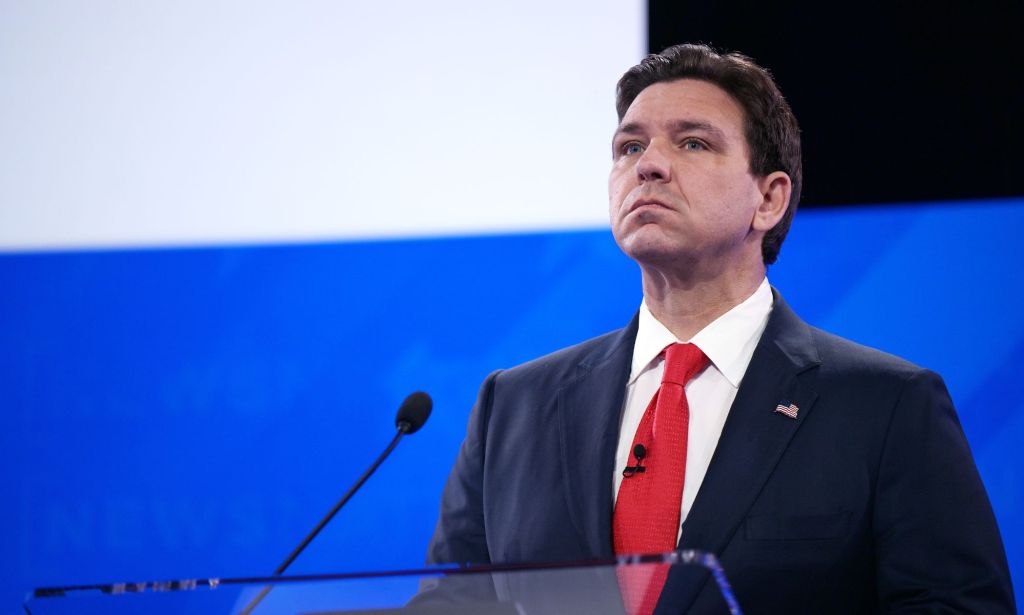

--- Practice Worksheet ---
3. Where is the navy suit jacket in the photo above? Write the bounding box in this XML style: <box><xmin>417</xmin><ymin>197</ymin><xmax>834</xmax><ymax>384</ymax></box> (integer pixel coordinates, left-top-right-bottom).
<box><xmin>427</xmin><ymin>291</ymin><xmax>1015</xmax><ymax>613</ymax></box>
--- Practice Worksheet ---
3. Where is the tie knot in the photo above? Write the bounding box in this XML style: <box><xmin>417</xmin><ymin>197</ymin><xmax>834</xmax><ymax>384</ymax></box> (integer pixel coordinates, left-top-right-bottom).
<box><xmin>662</xmin><ymin>343</ymin><xmax>708</xmax><ymax>386</ymax></box>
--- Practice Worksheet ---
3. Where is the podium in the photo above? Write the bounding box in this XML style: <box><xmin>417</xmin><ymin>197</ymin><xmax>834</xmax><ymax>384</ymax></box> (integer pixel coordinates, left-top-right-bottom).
<box><xmin>25</xmin><ymin>550</ymin><xmax>742</xmax><ymax>614</ymax></box>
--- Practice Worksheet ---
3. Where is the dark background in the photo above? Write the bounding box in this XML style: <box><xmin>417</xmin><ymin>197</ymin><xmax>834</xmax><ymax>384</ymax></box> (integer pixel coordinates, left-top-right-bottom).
<box><xmin>649</xmin><ymin>0</ymin><xmax>1024</xmax><ymax>207</ymax></box>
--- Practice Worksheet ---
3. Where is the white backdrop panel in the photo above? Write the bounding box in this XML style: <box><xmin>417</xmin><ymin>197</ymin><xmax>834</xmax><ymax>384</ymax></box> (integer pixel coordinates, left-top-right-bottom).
<box><xmin>0</xmin><ymin>1</ymin><xmax>644</xmax><ymax>250</ymax></box>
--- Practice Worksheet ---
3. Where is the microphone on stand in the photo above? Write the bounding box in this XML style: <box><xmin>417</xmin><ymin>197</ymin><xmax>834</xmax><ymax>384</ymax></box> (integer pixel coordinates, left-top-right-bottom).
<box><xmin>240</xmin><ymin>391</ymin><xmax>433</xmax><ymax>615</ymax></box>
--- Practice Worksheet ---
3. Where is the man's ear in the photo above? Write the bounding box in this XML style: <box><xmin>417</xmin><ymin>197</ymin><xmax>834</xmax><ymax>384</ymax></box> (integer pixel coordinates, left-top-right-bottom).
<box><xmin>752</xmin><ymin>171</ymin><xmax>792</xmax><ymax>232</ymax></box>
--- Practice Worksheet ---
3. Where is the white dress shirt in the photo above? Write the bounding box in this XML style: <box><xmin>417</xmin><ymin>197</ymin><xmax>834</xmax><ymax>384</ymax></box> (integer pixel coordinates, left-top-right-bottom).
<box><xmin>612</xmin><ymin>278</ymin><xmax>774</xmax><ymax>541</ymax></box>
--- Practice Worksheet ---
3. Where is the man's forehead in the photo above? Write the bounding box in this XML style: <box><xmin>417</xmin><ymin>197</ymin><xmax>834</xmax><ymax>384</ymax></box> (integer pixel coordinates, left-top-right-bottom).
<box><xmin>617</xmin><ymin>78</ymin><xmax>745</xmax><ymax>135</ymax></box>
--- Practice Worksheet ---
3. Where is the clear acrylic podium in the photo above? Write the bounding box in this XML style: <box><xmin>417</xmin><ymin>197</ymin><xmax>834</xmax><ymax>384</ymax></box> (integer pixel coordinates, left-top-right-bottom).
<box><xmin>25</xmin><ymin>550</ymin><xmax>742</xmax><ymax>614</ymax></box>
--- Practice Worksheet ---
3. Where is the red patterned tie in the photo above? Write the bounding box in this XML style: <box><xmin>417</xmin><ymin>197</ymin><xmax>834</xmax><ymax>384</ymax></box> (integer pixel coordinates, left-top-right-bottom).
<box><xmin>613</xmin><ymin>343</ymin><xmax>709</xmax><ymax>615</ymax></box>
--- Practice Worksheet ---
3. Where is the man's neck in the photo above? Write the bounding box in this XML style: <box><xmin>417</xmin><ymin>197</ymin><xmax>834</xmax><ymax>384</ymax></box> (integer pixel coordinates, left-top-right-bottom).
<box><xmin>640</xmin><ymin>264</ymin><xmax>767</xmax><ymax>341</ymax></box>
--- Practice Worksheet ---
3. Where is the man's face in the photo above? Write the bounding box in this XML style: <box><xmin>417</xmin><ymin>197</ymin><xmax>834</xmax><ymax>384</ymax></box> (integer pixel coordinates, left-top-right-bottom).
<box><xmin>608</xmin><ymin>79</ymin><xmax>766</xmax><ymax>271</ymax></box>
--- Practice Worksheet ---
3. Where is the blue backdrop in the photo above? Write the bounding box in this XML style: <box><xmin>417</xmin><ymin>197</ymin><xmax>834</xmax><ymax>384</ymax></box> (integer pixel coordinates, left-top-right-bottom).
<box><xmin>3</xmin><ymin>198</ymin><xmax>1022</xmax><ymax>609</ymax></box>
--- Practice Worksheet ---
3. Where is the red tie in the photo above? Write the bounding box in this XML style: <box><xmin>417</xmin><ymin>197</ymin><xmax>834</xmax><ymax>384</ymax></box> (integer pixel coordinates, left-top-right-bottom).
<box><xmin>613</xmin><ymin>342</ymin><xmax>708</xmax><ymax>615</ymax></box>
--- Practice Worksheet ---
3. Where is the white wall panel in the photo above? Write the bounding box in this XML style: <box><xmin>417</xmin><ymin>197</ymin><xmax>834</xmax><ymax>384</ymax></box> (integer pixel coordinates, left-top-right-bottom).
<box><xmin>0</xmin><ymin>1</ymin><xmax>644</xmax><ymax>250</ymax></box>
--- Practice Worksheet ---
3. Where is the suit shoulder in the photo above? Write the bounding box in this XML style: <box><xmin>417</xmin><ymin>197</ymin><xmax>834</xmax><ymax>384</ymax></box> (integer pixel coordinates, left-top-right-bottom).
<box><xmin>808</xmin><ymin>326</ymin><xmax>938</xmax><ymax>387</ymax></box>
<box><xmin>495</xmin><ymin>327</ymin><xmax>628</xmax><ymax>387</ymax></box>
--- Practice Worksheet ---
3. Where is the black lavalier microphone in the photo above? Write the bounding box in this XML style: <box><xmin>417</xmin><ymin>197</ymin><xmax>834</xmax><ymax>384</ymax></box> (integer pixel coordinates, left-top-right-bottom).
<box><xmin>240</xmin><ymin>392</ymin><xmax>433</xmax><ymax>615</ymax></box>
<box><xmin>622</xmin><ymin>443</ymin><xmax>648</xmax><ymax>478</ymax></box>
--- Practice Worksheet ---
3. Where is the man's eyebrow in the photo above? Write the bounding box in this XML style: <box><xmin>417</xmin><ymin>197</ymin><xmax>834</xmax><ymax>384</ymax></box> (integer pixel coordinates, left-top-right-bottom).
<box><xmin>612</xmin><ymin>122</ymin><xmax>646</xmax><ymax>140</ymax></box>
<box><xmin>668</xmin><ymin>120</ymin><xmax>728</xmax><ymax>141</ymax></box>
<box><xmin>612</xmin><ymin>119</ymin><xmax>730</xmax><ymax>142</ymax></box>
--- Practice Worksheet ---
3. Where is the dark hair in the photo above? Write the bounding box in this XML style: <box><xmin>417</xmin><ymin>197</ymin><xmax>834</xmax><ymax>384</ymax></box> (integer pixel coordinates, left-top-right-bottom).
<box><xmin>616</xmin><ymin>44</ymin><xmax>802</xmax><ymax>265</ymax></box>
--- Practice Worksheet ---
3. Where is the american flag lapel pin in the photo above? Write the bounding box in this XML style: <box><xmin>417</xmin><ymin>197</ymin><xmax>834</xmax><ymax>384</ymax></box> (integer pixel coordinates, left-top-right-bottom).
<box><xmin>774</xmin><ymin>400</ymin><xmax>799</xmax><ymax>419</ymax></box>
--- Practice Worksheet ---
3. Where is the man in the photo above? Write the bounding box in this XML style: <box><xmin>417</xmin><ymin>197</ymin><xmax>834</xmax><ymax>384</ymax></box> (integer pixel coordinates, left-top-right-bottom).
<box><xmin>426</xmin><ymin>44</ymin><xmax>1015</xmax><ymax>613</ymax></box>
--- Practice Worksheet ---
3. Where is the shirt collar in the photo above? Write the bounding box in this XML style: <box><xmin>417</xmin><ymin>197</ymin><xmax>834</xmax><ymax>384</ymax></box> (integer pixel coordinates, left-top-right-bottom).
<box><xmin>629</xmin><ymin>278</ymin><xmax>774</xmax><ymax>388</ymax></box>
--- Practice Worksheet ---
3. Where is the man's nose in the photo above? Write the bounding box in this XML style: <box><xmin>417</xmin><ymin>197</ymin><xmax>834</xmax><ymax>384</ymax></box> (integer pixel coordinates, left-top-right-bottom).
<box><xmin>636</xmin><ymin>142</ymin><xmax>671</xmax><ymax>183</ymax></box>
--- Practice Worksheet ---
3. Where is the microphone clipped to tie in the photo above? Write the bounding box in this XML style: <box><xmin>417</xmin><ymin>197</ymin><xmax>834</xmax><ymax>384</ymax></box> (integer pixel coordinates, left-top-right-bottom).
<box><xmin>622</xmin><ymin>443</ymin><xmax>647</xmax><ymax>478</ymax></box>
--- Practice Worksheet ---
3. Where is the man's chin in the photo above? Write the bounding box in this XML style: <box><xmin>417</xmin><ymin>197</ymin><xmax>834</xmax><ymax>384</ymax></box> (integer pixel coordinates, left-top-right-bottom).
<box><xmin>617</xmin><ymin>237</ymin><xmax>694</xmax><ymax>268</ymax></box>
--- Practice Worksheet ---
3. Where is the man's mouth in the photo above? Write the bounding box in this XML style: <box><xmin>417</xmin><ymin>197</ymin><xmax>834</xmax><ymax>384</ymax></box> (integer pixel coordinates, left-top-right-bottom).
<box><xmin>627</xmin><ymin>197</ymin><xmax>671</xmax><ymax>215</ymax></box>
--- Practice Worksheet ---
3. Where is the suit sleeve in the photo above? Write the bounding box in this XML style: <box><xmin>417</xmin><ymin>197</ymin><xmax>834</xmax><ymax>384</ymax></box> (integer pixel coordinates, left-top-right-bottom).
<box><xmin>425</xmin><ymin>370</ymin><xmax>500</xmax><ymax>566</ymax></box>
<box><xmin>874</xmin><ymin>368</ymin><xmax>1016</xmax><ymax>612</ymax></box>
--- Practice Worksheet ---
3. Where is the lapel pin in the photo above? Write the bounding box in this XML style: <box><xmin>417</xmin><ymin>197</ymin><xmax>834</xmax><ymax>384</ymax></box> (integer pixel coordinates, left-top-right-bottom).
<box><xmin>774</xmin><ymin>401</ymin><xmax>799</xmax><ymax>419</ymax></box>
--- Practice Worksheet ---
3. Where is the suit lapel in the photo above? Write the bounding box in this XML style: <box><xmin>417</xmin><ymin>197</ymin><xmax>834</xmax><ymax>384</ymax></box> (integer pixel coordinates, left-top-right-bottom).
<box><xmin>557</xmin><ymin>314</ymin><xmax>638</xmax><ymax>558</ymax></box>
<box><xmin>551</xmin><ymin>292</ymin><xmax>821</xmax><ymax>591</ymax></box>
<box><xmin>669</xmin><ymin>291</ymin><xmax>821</xmax><ymax>610</ymax></box>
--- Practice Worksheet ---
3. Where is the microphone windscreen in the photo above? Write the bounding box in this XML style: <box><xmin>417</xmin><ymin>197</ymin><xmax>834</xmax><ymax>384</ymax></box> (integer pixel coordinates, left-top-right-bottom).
<box><xmin>395</xmin><ymin>391</ymin><xmax>432</xmax><ymax>434</ymax></box>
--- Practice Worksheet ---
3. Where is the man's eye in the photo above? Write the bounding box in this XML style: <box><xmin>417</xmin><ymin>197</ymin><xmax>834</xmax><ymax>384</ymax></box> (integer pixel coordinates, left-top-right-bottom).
<box><xmin>682</xmin><ymin>139</ymin><xmax>706</xmax><ymax>151</ymax></box>
<box><xmin>622</xmin><ymin>142</ymin><xmax>644</xmax><ymax>156</ymax></box>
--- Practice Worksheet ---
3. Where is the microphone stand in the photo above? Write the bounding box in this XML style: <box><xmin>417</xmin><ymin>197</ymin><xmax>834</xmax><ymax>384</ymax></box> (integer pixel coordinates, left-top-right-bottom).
<box><xmin>239</xmin><ymin>423</ymin><xmax>415</xmax><ymax>615</ymax></box>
